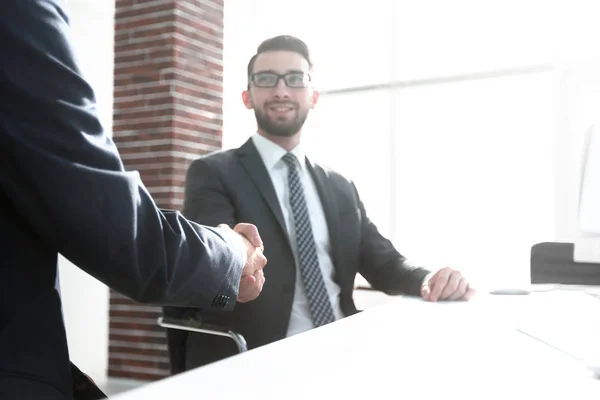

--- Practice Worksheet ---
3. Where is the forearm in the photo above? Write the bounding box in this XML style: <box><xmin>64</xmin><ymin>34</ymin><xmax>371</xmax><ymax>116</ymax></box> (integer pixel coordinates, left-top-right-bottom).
<box><xmin>2</xmin><ymin>132</ymin><xmax>245</xmax><ymax>308</ymax></box>
<box><xmin>369</xmin><ymin>258</ymin><xmax>431</xmax><ymax>296</ymax></box>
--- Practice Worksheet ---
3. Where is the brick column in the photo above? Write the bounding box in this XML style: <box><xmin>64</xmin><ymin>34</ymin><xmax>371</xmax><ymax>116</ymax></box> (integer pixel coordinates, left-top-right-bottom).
<box><xmin>110</xmin><ymin>0</ymin><xmax>224</xmax><ymax>381</ymax></box>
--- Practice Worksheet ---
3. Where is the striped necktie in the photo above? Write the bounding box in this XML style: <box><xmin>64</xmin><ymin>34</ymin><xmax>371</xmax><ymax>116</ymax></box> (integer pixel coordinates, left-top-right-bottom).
<box><xmin>282</xmin><ymin>152</ymin><xmax>336</xmax><ymax>327</ymax></box>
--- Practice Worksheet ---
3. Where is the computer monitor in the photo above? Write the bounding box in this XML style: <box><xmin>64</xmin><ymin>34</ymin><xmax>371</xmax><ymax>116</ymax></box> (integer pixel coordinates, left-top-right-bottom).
<box><xmin>574</xmin><ymin>122</ymin><xmax>600</xmax><ymax>263</ymax></box>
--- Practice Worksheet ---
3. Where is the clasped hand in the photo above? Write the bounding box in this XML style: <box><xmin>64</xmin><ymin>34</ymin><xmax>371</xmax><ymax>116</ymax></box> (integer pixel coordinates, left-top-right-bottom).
<box><xmin>218</xmin><ymin>223</ymin><xmax>267</xmax><ymax>303</ymax></box>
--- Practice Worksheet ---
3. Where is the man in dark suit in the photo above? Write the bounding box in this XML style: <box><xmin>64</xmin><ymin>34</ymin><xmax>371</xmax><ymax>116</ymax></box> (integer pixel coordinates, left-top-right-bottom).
<box><xmin>0</xmin><ymin>1</ymin><xmax>267</xmax><ymax>399</ymax></box>
<box><xmin>164</xmin><ymin>35</ymin><xmax>476</xmax><ymax>372</ymax></box>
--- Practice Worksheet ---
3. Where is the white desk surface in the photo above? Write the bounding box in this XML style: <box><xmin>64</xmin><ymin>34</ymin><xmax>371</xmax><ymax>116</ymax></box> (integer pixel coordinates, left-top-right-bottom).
<box><xmin>113</xmin><ymin>292</ymin><xmax>600</xmax><ymax>399</ymax></box>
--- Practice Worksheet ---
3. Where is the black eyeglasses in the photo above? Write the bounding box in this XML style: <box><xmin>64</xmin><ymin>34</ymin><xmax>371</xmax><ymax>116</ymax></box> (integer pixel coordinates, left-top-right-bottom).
<box><xmin>249</xmin><ymin>71</ymin><xmax>311</xmax><ymax>88</ymax></box>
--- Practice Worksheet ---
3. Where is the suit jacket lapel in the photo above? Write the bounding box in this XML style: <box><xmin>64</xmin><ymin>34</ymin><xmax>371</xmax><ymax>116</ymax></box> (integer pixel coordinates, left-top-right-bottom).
<box><xmin>306</xmin><ymin>160</ymin><xmax>343</xmax><ymax>278</ymax></box>
<box><xmin>236</xmin><ymin>142</ymin><xmax>345</xmax><ymax>286</ymax></box>
<box><xmin>236</xmin><ymin>139</ymin><xmax>289</xmax><ymax>242</ymax></box>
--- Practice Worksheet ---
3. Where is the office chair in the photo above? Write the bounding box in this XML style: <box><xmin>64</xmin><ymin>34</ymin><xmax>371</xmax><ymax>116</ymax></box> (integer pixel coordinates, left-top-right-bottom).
<box><xmin>530</xmin><ymin>242</ymin><xmax>600</xmax><ymax>285</ymax></box>
<box><xmin>159</xmin><ymin>278</ymin><xmax>387</xmax><ymax>372</ymax></box>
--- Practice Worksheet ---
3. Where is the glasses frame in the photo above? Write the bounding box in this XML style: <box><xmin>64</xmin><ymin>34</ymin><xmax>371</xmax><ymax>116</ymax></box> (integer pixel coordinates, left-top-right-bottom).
<box><xmin>248</xmin><ymin>71</ymin><xmax>312</xmax><ymax>88</ymax></box>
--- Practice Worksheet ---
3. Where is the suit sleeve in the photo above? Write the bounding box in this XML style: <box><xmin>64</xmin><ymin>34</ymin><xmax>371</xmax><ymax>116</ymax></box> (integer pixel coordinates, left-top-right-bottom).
<box><xmin>354</xmin><ymin>184</ymin><xmax>431</xmax><ymax>296</ymax></box>
<box><xmin>0</xmin><ymin>0</ymin><xmax>244</xmax><ymax>309</ymax></box>
<box><xmin>163</xmin><ymin>157</ymin><xmax>239</xmax><ymax>373</ymax></box>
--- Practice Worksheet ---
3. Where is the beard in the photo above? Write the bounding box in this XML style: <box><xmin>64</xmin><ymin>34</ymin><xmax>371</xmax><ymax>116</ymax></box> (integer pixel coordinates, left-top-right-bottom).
<box><xmin>254</xmin><ymin>101</ymin><xmax>309</xmax><ymax>137</ymax></box>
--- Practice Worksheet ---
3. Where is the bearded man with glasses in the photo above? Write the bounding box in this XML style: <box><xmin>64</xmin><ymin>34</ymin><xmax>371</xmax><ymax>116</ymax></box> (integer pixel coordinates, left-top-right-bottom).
<box><xmin>163</xmin><ymin>35</ymin><xmax>476</xmax><ymax>374</ymax></box>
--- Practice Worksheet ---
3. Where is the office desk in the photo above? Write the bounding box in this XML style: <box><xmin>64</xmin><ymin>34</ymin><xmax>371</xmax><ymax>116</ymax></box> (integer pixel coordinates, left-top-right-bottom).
<box><xmin>114</xmin><ymin>293</ymin><xmax>600</xmax><ymax>399</ymax></box>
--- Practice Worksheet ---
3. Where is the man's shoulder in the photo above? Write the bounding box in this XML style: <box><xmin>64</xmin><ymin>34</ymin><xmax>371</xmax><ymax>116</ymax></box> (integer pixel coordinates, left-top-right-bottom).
<box><xmin>310</xmin><ymin>159</ymin><xmax>353</xmax><ymax>187</ymax></box>
<box><xmin>189</xmin><ymin>147</ymin><xmax>240</xmax><ymax>169</ymax></box>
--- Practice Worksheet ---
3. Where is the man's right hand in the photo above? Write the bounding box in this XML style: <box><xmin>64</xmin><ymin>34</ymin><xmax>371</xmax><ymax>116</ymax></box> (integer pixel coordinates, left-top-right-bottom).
<box><xmin>218</xmin><ymin>223</ymin><xmax>267</xmax><ymax>303</ymax></box>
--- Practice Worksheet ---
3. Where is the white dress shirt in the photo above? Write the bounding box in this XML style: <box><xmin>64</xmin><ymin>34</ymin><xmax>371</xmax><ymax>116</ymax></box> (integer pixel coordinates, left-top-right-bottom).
<box><xmin>251</xmin><ymin>133</ymin><xmax>344</xmax><ymax>337</ymax></box>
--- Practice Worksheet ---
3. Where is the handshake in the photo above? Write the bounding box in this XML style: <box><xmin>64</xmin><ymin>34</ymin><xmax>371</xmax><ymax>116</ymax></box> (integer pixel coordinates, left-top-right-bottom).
<box><xmin>217</xmin><ymin>223</ymin><xmax>268</xmax><ymax>303</ymax></box>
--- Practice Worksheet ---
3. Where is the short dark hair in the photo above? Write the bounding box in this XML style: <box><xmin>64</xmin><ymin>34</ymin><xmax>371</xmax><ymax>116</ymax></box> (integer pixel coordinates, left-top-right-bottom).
<box><xmin>247</xmin><ymin>35</ymin><xmax>313</xmax><ymax>79</ymax></box>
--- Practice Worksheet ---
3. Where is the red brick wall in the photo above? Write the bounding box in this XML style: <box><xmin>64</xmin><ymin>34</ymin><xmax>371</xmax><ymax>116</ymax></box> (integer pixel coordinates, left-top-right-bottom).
<box><xmin>110</xmin><ymin>0</ymin><xmax>224</xmax><ymax>381</ymax></box>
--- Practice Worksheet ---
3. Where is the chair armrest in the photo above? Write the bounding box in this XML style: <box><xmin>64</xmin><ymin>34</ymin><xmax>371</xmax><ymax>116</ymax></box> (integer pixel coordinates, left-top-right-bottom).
<box><xmin>355</xmin><ymin>284</ymin><xmax>377</xmax><ymax>291</ymax></box>
<box><xmin>157</xmin><ymin>316</ymin><xmax>248</xmax><ymax>353</ymax></box>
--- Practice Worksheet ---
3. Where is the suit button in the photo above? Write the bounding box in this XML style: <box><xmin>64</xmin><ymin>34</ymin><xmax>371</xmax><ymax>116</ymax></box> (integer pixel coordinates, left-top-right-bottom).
<box><xmin>212</xmin><ymin>294</ymin><xmax>229</xmax><ymax>308</ymax></box>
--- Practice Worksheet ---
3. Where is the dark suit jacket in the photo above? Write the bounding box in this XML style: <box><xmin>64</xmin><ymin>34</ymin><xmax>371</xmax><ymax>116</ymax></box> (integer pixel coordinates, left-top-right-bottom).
<box><xmin>164</xmin><ymin>138</ymin><xmax>431</xmax><ymax>372</ymax></box>
<box><xmin>0</xmin><ymin>2</ymin><xmax>245</xmax><ymax>398</ymax></box>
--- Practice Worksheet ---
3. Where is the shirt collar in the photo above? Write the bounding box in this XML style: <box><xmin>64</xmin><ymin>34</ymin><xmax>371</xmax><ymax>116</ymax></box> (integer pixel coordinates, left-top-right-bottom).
<box><xmin>251</xmin><ymin>133</ymin><xmax>306</xmax><ymax>171</ymax></box>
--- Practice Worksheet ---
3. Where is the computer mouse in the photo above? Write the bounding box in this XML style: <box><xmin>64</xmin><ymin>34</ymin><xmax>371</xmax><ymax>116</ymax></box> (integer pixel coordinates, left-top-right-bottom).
<box><xmin>489</xmin><ymin>288</ymin><xmax>531</xmax><ymax>295</ymax></box>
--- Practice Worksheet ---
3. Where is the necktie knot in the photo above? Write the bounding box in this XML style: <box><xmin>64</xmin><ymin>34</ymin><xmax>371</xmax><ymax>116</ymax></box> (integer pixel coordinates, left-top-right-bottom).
<box><xmin>282</xmin><ymin>152</ymin><xmax>299</xmax><ymax>170</ymax></box>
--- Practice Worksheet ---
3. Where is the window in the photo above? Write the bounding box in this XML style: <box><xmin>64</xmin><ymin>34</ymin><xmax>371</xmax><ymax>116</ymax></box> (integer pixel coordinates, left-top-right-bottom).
<box><xmin>391</xmin><ymin>72</ymin><xmax>555</xmax><ymax>285</ymax></box>
<box><xmin>392</xmin><ymin>0</ymin><xmax>553</xmax><ymax>81</ymax></box>
<box><xmin>222</xmin><ymin>0</ymin><xmax>394</xmax><ymax>102</ymax></box>
<box><xmin>304</xmin><ymin>90</ymin><xmax>394</xmax><ymax>237</ymax></box>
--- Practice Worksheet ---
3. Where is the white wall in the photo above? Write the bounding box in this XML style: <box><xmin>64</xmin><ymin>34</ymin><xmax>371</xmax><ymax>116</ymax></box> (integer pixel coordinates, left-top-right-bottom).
<box><xmin>59</xmin><ymin>0</ymin><xmax>115</xmax><ymax>386</ymax></box>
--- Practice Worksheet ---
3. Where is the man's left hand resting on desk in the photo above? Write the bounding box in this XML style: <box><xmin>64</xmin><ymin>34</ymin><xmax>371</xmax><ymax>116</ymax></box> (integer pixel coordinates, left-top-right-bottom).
<box><xmin>421</xmin><ymin>267</ymin><xmax>475</xmax><ymax>302</ymax></box>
